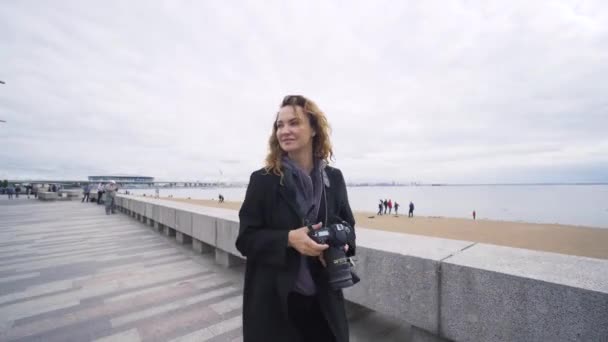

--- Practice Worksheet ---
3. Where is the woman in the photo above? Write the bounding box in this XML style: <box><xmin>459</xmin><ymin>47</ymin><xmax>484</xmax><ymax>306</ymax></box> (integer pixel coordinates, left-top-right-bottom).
<box><xmin>236</xmin><ymin>95</ymin><xmax>356</xmax><ymax>342</ymax></box>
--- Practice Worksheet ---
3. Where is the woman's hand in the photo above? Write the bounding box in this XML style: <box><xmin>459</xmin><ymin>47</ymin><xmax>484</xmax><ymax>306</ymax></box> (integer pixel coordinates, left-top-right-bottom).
<box><xmin>288</xmin><ymin>222</ymin><xmax>328</xmax><ymax>256</ymax></box>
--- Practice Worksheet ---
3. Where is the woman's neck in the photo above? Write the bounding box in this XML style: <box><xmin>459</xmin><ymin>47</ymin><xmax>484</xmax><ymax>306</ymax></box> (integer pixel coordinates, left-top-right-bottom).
<box><xmin>287</xmin><ymin>148</ymin><xmax>314</xmax><ymax>174</ymax></box>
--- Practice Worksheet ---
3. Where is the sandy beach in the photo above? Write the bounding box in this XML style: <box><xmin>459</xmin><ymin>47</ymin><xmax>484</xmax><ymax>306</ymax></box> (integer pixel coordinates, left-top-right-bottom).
<box><xmin>165</xmin><ymin>197</ymin><xmax>608</xmax><ymax>260</ymax></box>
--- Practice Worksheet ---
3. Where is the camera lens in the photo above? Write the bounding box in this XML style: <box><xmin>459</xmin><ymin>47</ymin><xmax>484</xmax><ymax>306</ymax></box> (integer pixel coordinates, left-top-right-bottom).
<box><xmin>324</xmin><ymin>247</ymin><xmax>354</xmax><ymax>290</ymax></box>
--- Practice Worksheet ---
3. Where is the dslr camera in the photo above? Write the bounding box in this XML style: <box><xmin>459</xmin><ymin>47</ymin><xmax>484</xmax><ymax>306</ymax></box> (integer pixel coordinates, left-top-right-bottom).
<box><xmin>308</xmin><ymin>221</ymin><xmax>359</xmax><ymax>290</ymax></box>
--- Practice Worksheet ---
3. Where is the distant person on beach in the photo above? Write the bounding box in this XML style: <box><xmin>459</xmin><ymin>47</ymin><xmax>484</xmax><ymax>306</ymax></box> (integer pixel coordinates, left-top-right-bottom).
<box><xmin>383</xmin><ymin>199</ymin><xmax>388</xmax><ymax>214</ymax></box>
<box><xmin>235</xmin><ymin>95</ymin><xmax>356</xmax><ymax>341</ymax></box>
<box><xmin>394</xmin><ymin>202</ymin><xmax>399</xmax><ymax>216</ymax></box>
<box><xmin>409</xmin><ymin>201</ymin><xmax>415</xmax><ymax>217</ymax></box>
<box><xmin>473</xmin><ymin>210</ymin><xmax>476</xmax><ymax>220</ymax></box>
<box><xmin>388</xmin><ymin>199</ymin><xmax>393</xmax><ymax>215</ymax></box>
<box><xmin>377</xmin><ymin>200</ymin><xmax>383</xmax><ymax>215</ymax></box>
<box><xmin>104</xmin><ymin>180</ymin><xmax>118</xmax><ymax>215</ymax></box>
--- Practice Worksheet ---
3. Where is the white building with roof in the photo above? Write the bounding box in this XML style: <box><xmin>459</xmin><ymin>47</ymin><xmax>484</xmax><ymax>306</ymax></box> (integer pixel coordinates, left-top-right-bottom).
<box><xmin>88</xmin><ymin>174</ymin><xmax>154</xmax><ymax>184</ymax></box>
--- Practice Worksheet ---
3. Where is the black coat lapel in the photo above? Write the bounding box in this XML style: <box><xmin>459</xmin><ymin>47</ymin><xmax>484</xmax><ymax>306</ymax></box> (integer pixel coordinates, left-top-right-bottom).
<box><xmin>278</xmin><ymin>181</ymin><xmax>304</xmax><ymax>223</ymax></box>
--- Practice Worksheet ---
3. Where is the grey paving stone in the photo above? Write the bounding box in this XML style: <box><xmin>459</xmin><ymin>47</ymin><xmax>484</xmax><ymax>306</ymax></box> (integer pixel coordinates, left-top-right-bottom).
<box><xmin>11</xmin><ymin>317</ymin><xmax>112</xmax><ymax>342</ymax></box>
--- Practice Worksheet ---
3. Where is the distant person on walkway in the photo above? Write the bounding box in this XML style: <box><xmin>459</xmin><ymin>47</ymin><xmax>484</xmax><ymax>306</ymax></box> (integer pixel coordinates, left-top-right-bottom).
<box><xmin>394</xmin><ymin>202</ymin><xmax>399</xmax><ymax>216</ymax></box>
<box><xmin>408</xmin><ymin>201</ymin><xmax>415</xmax><ymax>217</ymax></box>
<box><xmin>383</xmin><ymin>199</ymin><xmax>388</xmax><ymax>214</ymax></box>
<box><xmin>473</xmin><ymin>210</ymin><xmax>476</xmax><ymax>220</ymax></box>
<box><xmin>7</xmin><ymin>185</ymin><xmax>14</xmax><ymax>199</ymax></box>
<box><xmin>51</xmin><ymin>184</ymin><xmax>57</xmax><ymax>192</ymax></box>
<box><xmin>26</xmin><ymin>185</ymin><xmax>32</xmax><ymax>199</ymax></box>
<box><xmin>32</xmin><ymin>185</ymin><xmax>38</xmax><ymax>199</ymax></box>
<box><xmin>104</xmin><ymin>180</ymin><xmax>118</xmax><ymax>215</ymax></box>
<box><xmin>388</xmin><ymin>199</ymin><xmax>393</xmax><ymax>215</ymax></box>
<box><xmin>97</xmin><ymin>183</ymin><xmax>104</xmax><ymax>204</ymax></box>
<box><xmin>15</xmin><ymin>185</ymin><xmax>21</xmax><ymax>198</ymax></box>
<box><xmin>218</xmin><ymin>194</ymin><xmax>224</xmax><ymax>203</ymax></box>
<box><xmin>82</xmin><ymin>184</ymin><xmax>90</xmax><ymax>202</ymax></box>
<box><xmin>377</xmin><ymin>200</ymin><xmax>383</xmax><ymax>215</ymax></box>
<box><xmin>235</xmin><ymin>95</ymin><xmax>356</xmax><ymax>342</ymax></box>
<box><xmin>155</xmin><ymin>187</ymin><xmax>160</xmax><ymax>198</ymax></box>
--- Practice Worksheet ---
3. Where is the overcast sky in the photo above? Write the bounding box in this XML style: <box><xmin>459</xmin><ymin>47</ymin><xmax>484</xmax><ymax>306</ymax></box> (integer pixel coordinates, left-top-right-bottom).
<box><xmin>1</xmin><ymin>0</ymin><xmax>607</xmax><ymax>184</ymax></box>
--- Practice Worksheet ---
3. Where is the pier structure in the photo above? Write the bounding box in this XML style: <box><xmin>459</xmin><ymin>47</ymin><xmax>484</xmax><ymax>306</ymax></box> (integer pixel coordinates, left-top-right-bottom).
<box><xmin>1</xmin><ymin>196</ymin><xmax>607</xmax><ymax>341</ymax></box>
<box><xmin>113</xmin><ymin>195</ymin><xmax>608</xmax><ymax>341</ymax></box>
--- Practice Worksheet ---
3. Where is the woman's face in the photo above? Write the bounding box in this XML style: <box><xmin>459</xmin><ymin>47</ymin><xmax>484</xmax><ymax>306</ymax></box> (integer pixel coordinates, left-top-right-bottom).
<box><xmin>276</xmin><ymin>105</ymin><xmax>315</xmax><ymax>155</ymax></box>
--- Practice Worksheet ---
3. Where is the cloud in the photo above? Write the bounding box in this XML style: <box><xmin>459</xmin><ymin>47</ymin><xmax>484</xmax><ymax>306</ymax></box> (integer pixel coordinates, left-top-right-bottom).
<box><xmin>0</xmin><ymin>0</ymin><xmax>607</xmax><ymax>183</ymax></box>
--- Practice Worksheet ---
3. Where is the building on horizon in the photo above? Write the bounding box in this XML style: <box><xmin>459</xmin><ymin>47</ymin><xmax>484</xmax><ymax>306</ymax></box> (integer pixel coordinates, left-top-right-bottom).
<box><xmin>88</xmin><ymin>174</ymin><xmax>154</xmax><ymax>185</ymax></box>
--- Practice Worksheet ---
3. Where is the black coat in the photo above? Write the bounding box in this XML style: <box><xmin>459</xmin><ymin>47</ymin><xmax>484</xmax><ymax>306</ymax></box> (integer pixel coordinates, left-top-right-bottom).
<box><xmin>236</xmin><ymin>166</ymin><xmax>356</xmax><ymax>342</ymax></box>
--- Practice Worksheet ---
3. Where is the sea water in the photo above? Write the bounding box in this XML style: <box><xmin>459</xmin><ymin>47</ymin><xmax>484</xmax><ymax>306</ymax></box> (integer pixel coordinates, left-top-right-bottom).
<box><xmin>129</xmin><ymin>185</ymin><xmax>608</xmax><ymax>228</ymax></box>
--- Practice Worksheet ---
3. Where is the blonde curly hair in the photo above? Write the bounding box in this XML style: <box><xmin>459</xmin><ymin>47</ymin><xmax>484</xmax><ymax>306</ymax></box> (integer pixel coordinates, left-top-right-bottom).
<box><xmin>264</xmin><ymin>95</ymin><xmax>334</xmax><ymax>177</ymax></box>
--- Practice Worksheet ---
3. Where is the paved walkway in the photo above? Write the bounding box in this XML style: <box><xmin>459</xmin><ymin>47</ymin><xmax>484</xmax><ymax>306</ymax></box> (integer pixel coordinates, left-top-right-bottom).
<box><xmin>0</xmin><ymin>199</ymin><xmax>411</xmax><ymax>342</ymax></box>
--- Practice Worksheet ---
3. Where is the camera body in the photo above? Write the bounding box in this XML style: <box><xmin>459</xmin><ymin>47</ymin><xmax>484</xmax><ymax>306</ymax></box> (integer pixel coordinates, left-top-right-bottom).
<box><xmin>308</xmin><ymin>222</ymin><xmax>357</xmax><ymax>290</ymax></box>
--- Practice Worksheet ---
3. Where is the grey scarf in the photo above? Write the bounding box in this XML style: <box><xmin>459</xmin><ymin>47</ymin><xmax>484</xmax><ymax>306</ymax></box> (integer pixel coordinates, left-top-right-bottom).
<box><xmin>281</xmin><ymin>156</ymin><xmax>326</xmax><ymax>225</ymax></box>
<box><xmin>282</xmin><ymin>156</ymin><xmax>327</xmax><ymax>295</ymax></box>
